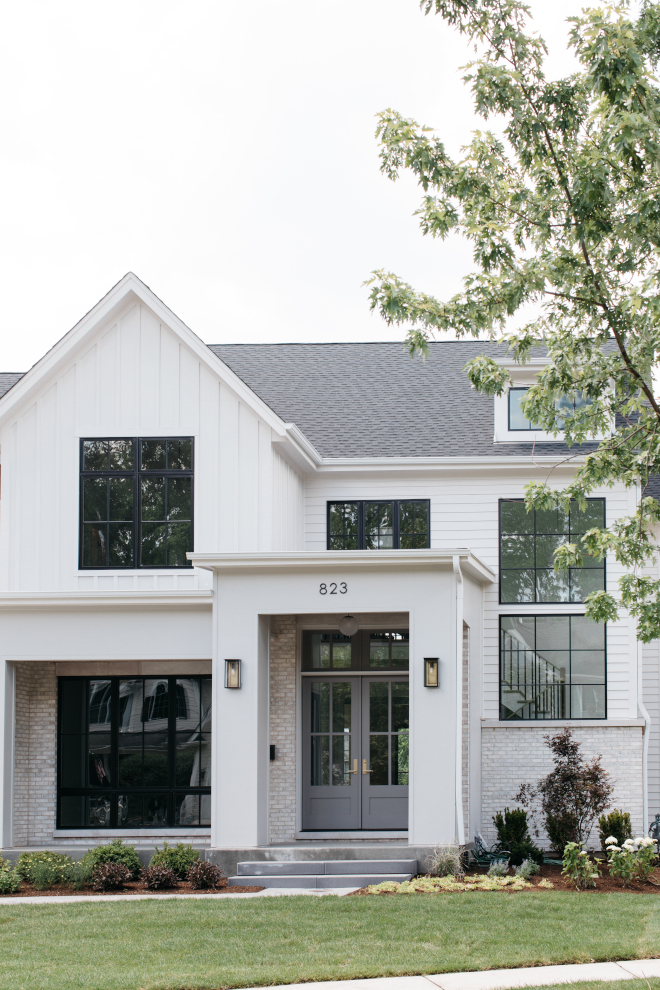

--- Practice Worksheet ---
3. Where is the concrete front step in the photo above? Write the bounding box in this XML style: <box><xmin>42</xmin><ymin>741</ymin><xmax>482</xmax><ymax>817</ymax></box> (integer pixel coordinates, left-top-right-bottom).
<box><xmin>237</xmin><ymin>859</ymin><xmax>417</xmax><ymax>877</ymax></box>
<box><xmin>228</xmin><ymin>873</ymin><xmax>413</xmax><ymax>889</ymax></box>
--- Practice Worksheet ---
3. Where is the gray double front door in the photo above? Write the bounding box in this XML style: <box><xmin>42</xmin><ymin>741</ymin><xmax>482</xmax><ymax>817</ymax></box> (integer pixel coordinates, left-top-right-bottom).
<box><xmin>301</xmin><ymin>675</ymin><xmax>409</xmax><ymax>830</ymax></box>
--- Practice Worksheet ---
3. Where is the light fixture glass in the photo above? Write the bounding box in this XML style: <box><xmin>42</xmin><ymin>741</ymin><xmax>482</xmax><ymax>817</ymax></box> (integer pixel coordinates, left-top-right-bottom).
<box><xmin>424</xmin><ymin>658</ymin><xmax>439</xmax><ymax>688</ymax></box>
<box><xmin>338</xmin><ymin>615</ymin><xmax>359</xmax><ymax>636</ymax></box>
<box><xmin>224</xmin><ymin>659</ymin><xmax>241</xmax><ymax>689</ymax></box>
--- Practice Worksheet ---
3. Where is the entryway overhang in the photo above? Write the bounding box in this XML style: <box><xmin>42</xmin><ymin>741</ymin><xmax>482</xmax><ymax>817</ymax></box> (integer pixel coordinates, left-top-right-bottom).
<box><xmin>188</xmin><ymin>550</ymin><xmax>495</xmax><ymax>850</ymax></box>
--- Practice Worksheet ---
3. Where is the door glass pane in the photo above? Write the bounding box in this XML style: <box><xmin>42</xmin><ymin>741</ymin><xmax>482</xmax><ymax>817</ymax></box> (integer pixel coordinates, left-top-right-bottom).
<box><xmin>332</xmin><ymin>683</ymin><xmax>351</xmax><ymax>732</ymax></box>
<box><xmin>370</xmin><ymin>735</ymin><xmax>388</xmax><ymax>785</ymax></box>
<box><xmin>391</xmin><ymin>683</ymin><xmax>409</xmax><ymax>732</ymax></box>
<box><xmin>369</xmin><ymin>682</ymin><xmax>389</xmax><ymax>732</ymax></box>
<box><xmin>311</xmin><ymin>735</ymin><xmax>329</xmax><ymax>786</ymax></box>
<box><xmin>332</xmin><ymin>735</ymin><xmax>351</xmax><ymax>785</ymax></box>
<box><xmin>311</xmin><ymin>682</ymin><xmax>330</xmax><ymax>732</ymax></box>
<box><xmin>392</xmin><ymin>732</ymin><xmax>409</xmax><ymax>785</ymax></box>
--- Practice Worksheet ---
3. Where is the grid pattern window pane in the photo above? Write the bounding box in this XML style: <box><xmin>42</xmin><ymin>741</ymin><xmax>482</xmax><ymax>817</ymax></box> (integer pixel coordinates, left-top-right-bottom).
<box><xmin>500</xmin><ymin>615</ymin><xmax>606</xmax><ymax>720</ymax></box>
<box><xmin>58</xmin><ymin>676</ymin><xmax>211</xmax><ymax>828</ymax></box>
<box><xmin>327</xmin><ymin>500</ymin><xmax>430</xmax><ymax>550</ymax></box>
<box><xmin>508</xmin><ymin>388</ymin><xmax>591</xmax><ymax>431</ymax></box>
<box><xmin>500</xmin><ymin>499</ymin><xmax>605</xmax><ymax>603</ymax></box>
<box><xmin>80</xmin><ymin>437</ymin><xmax>193</xmax><ymax>568</ymax></box>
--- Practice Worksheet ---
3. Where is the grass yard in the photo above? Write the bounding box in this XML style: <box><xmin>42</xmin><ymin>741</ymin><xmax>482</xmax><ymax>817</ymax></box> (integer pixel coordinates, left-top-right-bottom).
<box><xmin>3</xmin><ymin>892</ymin><xmax>660</xmax><ymax>990</ymax></box>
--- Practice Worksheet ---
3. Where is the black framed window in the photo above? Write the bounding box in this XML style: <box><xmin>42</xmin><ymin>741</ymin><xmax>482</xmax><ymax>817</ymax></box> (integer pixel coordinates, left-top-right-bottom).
<box><xmin>500</xmin><ymin>499</ymin><xmax>605</xmax><ymax>603</ymax></box>
<box><xmin>500</xmin><ymin>615</ymin><xmax>606</xmax><ymax>720</ymax></box>
<box><xmin>80</xmin><ymin>437</ymin><xmax>194</xmax><ymax>568</ymax></box>
<box><xmin>302</xmin><ymin>630</ymin><xmax>409</xmax><ymax>671</ymax></box>
<box><xmin>57</xmin><ymin>676</ymin><xmax>211</xmax><ymax>829</ymax></box>
<box><xmin>508</xmin><ymin>387</ymin><xmax>591</xmax><ymax>431</ymax></box>
<box><xmin>327</xmin><ymin>501</ymin><xmax>430</xmax><ymax>549</ymax></box>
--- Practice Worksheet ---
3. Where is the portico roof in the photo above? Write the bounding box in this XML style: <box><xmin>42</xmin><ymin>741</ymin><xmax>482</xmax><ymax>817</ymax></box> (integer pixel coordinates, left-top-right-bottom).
<box><xmin>187</xmin><ymin>549</ymin><xmax>496</xmax><ymax>585</ymax></box>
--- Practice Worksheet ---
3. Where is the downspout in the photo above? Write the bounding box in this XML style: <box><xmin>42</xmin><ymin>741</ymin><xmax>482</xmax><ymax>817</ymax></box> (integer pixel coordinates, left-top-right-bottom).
<box><xmin>638</xmin><ymin>635</ymin><xmax>651</xmax><ymax>834</ymax></box>
<box><xmin>453</xmin><ymin>555</ymin><xmax>466</xmax><ymax>846</ymax></box>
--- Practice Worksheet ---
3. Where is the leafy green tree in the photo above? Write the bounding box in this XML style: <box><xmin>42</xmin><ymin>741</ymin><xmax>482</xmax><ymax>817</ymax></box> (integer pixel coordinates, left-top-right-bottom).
<box><xmin>368</xmin><ymin>0</ymin><xmax>660</xmax><ymax>639</ymax></box>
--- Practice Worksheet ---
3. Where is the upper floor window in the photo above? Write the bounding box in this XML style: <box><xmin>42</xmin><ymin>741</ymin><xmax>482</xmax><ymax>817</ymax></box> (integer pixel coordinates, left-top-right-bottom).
<box><xmin>500</xmin><ymin>498</ymin><xmax>605</xmax><ymax>603</ymax></box>
<box><xmin>327</xmin><ymin>501</ymin><xmax>430</xmax><ymax>550</ymax></box>
<box><xmin>508</xmin><ymin>387</ymin><xmax>590</xmax><ymax>431</ymax></box>
<box><xmin>80</xmin><ymin>437</ymin><xmax>193</xmax><ymax>569</ymax></box>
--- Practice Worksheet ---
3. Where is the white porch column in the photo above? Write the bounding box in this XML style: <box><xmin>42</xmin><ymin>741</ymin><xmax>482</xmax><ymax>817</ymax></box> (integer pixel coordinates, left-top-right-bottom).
<box><xmin>0</xmin><ymin>660</ymin><xmax>14</xmax><ymax>848</ymax></box>
<box><xmin>210</xmin><ymin>571</ymin><xmax>269</xmax><ymax>847</ymax></box>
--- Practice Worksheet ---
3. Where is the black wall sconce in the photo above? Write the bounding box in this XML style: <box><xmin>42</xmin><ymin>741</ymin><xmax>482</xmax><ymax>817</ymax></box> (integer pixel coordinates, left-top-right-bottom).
<box><xmin>270</xmin><ymin>745</ymin><xmax>276</xmax><ymax>762</ymax></box>
<box><xmin>224</xmin><ymin>659</ymin><xmax>242</xmax><ymax>689</ymax></box>
<box><xmin>424</xmin><ymin>658</ymin><xmax>439</xmax><ymax>688</ymax></box>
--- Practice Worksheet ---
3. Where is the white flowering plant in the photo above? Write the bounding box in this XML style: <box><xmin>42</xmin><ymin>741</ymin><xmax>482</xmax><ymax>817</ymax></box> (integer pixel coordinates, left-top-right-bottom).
<box><xmin>606</xmin><ymin>835</ymin><xmax>656</xmax><ymax>886</ymax></box>
<box><xmin>562</xmin><ymin>841</ymin><xmax>600</xmax><ymax>890</ymax></box>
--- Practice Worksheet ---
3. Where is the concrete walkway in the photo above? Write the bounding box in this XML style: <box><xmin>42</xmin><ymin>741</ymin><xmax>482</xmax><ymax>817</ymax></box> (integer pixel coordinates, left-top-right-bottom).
<box><xmin>0</xmin><ymin>886</ymin><xmax>361</xmax><ymax>904</ymax></box>
<box><xmin>241</xmin><ymin>961</ymin><xmax>660</xmax><ymax>990</ymax></box>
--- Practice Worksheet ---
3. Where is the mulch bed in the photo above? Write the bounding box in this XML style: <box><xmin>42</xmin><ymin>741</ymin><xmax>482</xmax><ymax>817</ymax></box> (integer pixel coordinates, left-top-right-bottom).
<box><xmin>0</xmin><ymin>881</ymin><xmax>264</xmax><ymax>898</ymax></box>
<box><xmin>350</xmin><ymin>863</ymin><xmax>660</xmax><ymax>895</ymax></box>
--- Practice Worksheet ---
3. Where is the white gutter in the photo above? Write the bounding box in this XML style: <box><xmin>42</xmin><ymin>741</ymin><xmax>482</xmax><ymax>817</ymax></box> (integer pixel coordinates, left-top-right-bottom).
<box><xmin>453</xmin><ymin>555</ymin><xmax>466</xmax><ymax>847</ymax></box>
<box><xmin>638</xmin><ymin>635</ymin><xmax>651</xmax><ymax>834</ymax></box>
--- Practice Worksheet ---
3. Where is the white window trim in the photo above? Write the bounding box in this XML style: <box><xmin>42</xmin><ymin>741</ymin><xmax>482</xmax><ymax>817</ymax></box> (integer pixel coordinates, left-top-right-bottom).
<box><xmin>494</xmin><ymin>384</ymin><xmax>610</xmax><ymax>444</ymax></box>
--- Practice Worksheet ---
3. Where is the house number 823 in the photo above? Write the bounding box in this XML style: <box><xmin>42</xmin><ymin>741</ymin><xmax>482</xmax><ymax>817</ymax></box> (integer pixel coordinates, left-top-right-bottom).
<box><xmin>319</xmin><ymin>582</ymin><xmax>347</xmax><ymax>595</ymax></box>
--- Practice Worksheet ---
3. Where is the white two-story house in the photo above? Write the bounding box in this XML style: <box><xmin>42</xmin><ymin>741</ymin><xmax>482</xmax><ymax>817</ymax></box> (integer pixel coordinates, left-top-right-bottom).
<box><xmin>0</xmin><ymin>273</ymin><xmax>654</xmax><ymax>873</ymax></box>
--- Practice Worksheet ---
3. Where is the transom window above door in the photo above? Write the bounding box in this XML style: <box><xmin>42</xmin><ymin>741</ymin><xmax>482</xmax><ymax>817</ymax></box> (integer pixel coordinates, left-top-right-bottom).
<box><xmin>80</xmin><ymin>437</ymin><xmax>194</xmax><ymax>569</ymax></box>
<box><xmin>327</xmin><ymin>501</ymin><xmax>429</xmax><ymax>550</ymax></box>
<box><xmin>302</xmin><ymin>630</ymin><xmax>409</xmax><ymax>671</ymax></box>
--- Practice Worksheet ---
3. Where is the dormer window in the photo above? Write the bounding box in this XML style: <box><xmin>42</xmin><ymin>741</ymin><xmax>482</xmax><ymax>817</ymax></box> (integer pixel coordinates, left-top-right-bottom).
<box><xmin>508</xmin><ymin>387</ymin><xmax>590</xmax><ymax>432</ymax></box>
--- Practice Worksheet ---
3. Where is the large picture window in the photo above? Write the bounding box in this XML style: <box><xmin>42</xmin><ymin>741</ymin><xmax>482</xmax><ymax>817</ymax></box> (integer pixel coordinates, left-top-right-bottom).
<box><xmin>327</xmin><ymin>501</ymin><xmax>430</xmax><ymax>550</ymax></box>
<box><xmin>57</xmin><ymin>676</ymin><xmax>211</xmax><ymax>828</ymax></box>
<box><xmin>500</xmin><ymin>499</ymin><xmax>605</xmax><ymax>603</ymax></box>
<box><xmin>80</xmin><ymin>437</ymin><xmax>194</xmax><ymax>568</ymax></box>
<box><xmin>500</xmin><ymin>615</ymin><xmax>606</xmax><ymax>720</ymax></box>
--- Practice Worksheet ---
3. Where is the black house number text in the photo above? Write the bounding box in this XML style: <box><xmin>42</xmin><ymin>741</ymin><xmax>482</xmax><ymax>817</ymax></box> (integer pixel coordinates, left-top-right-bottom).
<box><xmin>319</xmin><ymin>582</ymin><xmax>347</xmax><ymax>595</ymax></box>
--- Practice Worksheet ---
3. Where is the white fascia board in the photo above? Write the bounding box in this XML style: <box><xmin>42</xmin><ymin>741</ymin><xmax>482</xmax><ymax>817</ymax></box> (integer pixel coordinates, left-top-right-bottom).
<box><xmin>0</xmin><ymin>273</ymin><xmax>292</xmax><ymax>438</ymax></box>
<box><xmin>0</xmin><ymin>591</ymin><xmax>212</xmax><ymax>610</ymax></box>
<box><xmin>273</xmin><ymin>423</ymin><xmax>323</xmax><ymax>472</ymax></box>
<box><xmin>187</xmin><ymin>549</ymin><xmax>496</xmax><ymax>585</ymax></box>
<box><xmin>314</xmin><ymin>454</ymin><xmax>586</xmax><ymax>473</ymax></box>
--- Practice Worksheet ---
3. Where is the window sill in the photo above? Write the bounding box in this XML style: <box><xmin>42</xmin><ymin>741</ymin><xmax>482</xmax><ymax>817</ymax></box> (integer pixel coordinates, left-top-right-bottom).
<box><xmin>54</xmin><ymin>828</ymin><xmax>211</xmax><ymax>837</ymax></box>
<box><xmin>482</xmin><ymin>718</ymin><xmax>645</xmax><ymax>728</ymax></box>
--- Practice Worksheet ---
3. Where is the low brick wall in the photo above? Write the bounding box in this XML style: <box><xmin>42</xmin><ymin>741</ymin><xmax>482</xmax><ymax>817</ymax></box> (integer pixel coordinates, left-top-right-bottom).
<box><xmin>481</xmin><ymin>724</ymin><xmax>644</xmax><ymax>847</ymax></box>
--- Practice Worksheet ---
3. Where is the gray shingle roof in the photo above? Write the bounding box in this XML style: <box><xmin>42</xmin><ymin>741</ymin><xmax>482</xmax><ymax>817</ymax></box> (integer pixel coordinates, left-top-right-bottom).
<box><xmin>0</xmin><ymin>373</ymin><xmax>24</xmax><ymax>399</ymax></box>
<box><xmin>210</xmin><ymin>341</ymin><xmax>593</xmax><ymax>459</ymax></box>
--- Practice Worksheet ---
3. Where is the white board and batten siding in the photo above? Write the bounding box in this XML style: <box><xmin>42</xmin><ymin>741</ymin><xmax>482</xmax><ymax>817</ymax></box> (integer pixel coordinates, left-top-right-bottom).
<box><xmin>304</xmin><ymin>469</ymin><xmax>639</xmax><ymax>720</ymax></box>
<box><xmin>0</xmin><ymin>301</ymin><xmax>305</xmax><ymax>595</ymax></box>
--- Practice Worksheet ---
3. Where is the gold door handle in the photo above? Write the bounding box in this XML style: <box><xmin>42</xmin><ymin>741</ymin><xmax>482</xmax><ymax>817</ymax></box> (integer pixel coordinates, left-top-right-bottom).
<box><xmin>349</xmin><ymin>759</ymin><xmax>358</xmax><ymax>774</ymax></box>
<box><xmin>362</xmin><ymin>759</ymin><xmax>373</xmax><ymax>774</ymax></box>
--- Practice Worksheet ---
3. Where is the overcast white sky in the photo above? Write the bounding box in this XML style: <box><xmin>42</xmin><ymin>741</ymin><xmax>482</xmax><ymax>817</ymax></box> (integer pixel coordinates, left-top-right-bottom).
<box><xmin>0</xmin><ymin>0</ymin><xmax>611</xmax><ymax>371</ymax></box>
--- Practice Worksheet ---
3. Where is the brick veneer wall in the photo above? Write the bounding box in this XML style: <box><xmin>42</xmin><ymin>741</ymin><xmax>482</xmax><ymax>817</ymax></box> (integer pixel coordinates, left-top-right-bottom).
<box><xmin>269</xmin><ymin>616</ymin><xmax>297</xmax><ymax>842</ymax></box>
<box><xmin>13</xmin><ymin>662</ymin><xmax>57</xmax><ymax>846</ymax></box>
<box><xmin>481</xmin><ymin>725</ymin><xmax>643</xmax><ymax>847</ymax></box>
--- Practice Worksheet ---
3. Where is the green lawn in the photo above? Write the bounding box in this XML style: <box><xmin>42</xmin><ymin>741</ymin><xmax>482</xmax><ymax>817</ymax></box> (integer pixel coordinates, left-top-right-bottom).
<box><xmin>538</xmin><ymin>984</ymin><xmax>660</xmax><ymax>990</ymax></box>
<box><xmin>2</xmin><ymin>892</ymin><xmax>660</xmax><ymax>990</ymax></box>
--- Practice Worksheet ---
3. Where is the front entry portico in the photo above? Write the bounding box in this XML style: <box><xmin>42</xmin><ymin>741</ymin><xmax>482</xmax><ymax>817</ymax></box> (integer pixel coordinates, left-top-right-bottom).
<box><xmin>188</xmin><ymin>549</ymin><xmax>495</xmax><ymax>851</ymax></box>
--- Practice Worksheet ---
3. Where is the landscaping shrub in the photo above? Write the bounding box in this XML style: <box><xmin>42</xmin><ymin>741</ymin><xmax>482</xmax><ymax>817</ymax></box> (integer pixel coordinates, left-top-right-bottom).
<box><xmin>487</xmin><ymin>860</ymin><xmax>508</xmax><ymax>877</ymax></box>
<box><xmin>81</xmin><ymin>840</ymin><xmax>142</xmax><ymax>878</ymax></box>
<box><xmin>517</xmin><ymin>728</ymin><xmax>613</xmax><ymax>850</ymax></box>
<box><xmin>65</xmin><ymin>862</ymin><xmax>94</xmax><ymax>891</ymax></box>
<box><xmin>148</xmin><ymin>841</ymin><xmax>199</xmax><ymax>879</ymax></box>
<box><xmin>0</xmin><ymin>861</ymin><xmax>21</xmax><ymax>894</ymax></box>
<box><xmin>426</xmin><ymin>844</ymin><xmax>464</xmax><ymax>877</ymax></box>
<box><xmin>91</xmin><ymin>862</ymin><xmax>132</xmax><ymax>892</ymax></box>
<box><xmin>515</xmin><ymin>858</ymin><xmax>540</xmax><ymax>880</ymax></box>
<box><xmin>186</xmin><ymin>860</ymin><xmax>227</xmax><ymax>889</ymax></box>
<box><xmin>599</xmin><ymin>810</ymin><xmax>632</xmax><ymax>850</ymax></box>
<box><xmin>141</xmin><ymin>865</ymin><xmax>178</xmax><ymax>890</ymax></box>
<box><xmin>562</xmin><ymin>841</ymin><xmax>600</xmax><ymax>890</ymax></box>
<box><xmin>606</xmin><ymin>835</ymin><xmax>657</xmax><ymax>886</ymax></box>
<box><xmin>15</xmin><ymin>851</ymin><xmax>73</xmax><ymax>886</ymax></box>
<box><xmin>492</xmin><ymin>807</ymin><xmax>543</xmax><ymax>866</ymax></box>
